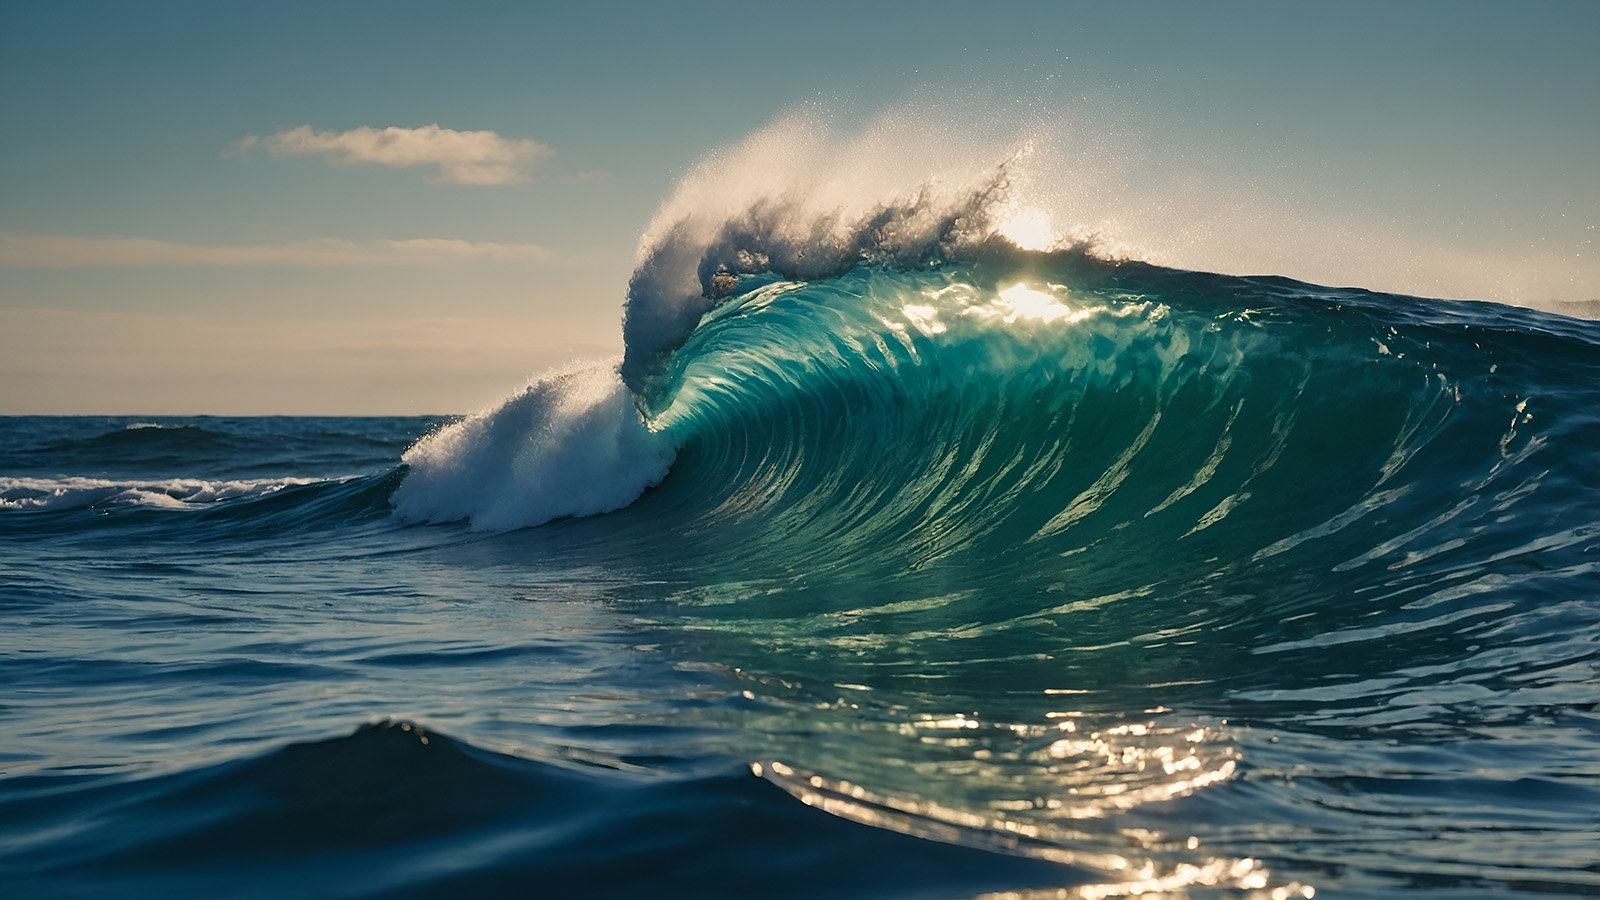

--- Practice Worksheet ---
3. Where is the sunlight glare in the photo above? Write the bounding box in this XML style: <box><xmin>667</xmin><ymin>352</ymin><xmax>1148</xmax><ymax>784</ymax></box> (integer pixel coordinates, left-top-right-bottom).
<box><xmin>996</xmin><ymin>282</ymin><xmax>1076</xmax><ymax>323</ymax></box>
<box><xmin>998</xmin><ymin>208</ymin><xmax>1056</xmax><ymax>251</ymax></box>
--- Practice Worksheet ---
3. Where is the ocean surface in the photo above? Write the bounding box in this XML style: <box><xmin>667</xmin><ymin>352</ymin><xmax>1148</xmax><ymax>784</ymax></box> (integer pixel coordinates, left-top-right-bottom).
<box><xmin>5</xmin><ymin>172</ymin><xmax>1600</xmax><ymax>898</ymax></box>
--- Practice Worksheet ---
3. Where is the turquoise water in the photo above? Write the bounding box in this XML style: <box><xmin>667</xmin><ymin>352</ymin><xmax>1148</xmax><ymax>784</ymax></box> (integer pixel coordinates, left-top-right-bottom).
<box><xmin>3</xmin><ymin>247</ymin><xmax>1598</xmax><ymax>897</ymax></box>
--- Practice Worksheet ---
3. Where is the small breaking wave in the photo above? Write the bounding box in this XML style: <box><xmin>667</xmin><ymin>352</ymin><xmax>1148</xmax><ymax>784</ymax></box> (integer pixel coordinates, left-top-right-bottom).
<box><xmin>0</xmin><ymin>474</ymin><xmax>325</xmax><ymax>511</ymax></box>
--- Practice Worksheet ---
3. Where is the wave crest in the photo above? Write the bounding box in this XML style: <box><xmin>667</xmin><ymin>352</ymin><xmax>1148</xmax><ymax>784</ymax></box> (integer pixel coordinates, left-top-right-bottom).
<box><xmin>619</xmin><ymin>110</ymin><xmax>1066</xmax><ymax>403</ymax></box>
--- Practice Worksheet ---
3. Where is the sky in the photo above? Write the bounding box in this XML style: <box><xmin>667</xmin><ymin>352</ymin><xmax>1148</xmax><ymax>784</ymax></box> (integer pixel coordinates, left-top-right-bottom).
<box><xmin>2</xmin><ymin>1</ymin><xmax>1596</xmax><ymax>415</ymax></box>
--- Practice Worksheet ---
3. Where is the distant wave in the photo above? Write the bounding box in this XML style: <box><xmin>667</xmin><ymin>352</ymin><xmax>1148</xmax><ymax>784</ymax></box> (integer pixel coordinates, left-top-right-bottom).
<box><xmin>0</xmin><ymin>470</ymin><xmax>405</xmax><ymax>541</ymax></box>
<box><xmin>0</xmin><ymin>474</ymin><xmax>323</xmax><ymax>511</ymax></box>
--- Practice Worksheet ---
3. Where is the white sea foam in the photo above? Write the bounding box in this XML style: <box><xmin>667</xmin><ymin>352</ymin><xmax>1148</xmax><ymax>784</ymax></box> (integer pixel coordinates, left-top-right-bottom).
<box><xmin>0</xmin><ymin>476</ymin><xmax>320</xmax><ymax>510</ymax></box>
<box><xmin>392</xmin><ymin>359</ymin><xmax>675</xmax><ymax>532</ymax></box>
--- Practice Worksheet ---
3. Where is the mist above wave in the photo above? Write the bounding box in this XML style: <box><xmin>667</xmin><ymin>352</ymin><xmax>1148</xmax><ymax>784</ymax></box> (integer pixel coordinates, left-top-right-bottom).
<box><xmin>620</xmin><ymin>110</ymin><xmax>1048</xmax><ymax>398</ymax></box>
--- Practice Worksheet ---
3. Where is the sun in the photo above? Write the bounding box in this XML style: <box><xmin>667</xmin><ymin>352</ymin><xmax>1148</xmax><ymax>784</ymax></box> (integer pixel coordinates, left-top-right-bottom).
<box><xmin>997</xmin><ymin>208</ymin><xmax>1055</xmax><ymax>251</ymax></box>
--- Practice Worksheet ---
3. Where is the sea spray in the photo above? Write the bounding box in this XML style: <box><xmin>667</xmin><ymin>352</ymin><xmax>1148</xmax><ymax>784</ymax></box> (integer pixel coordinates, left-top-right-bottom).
<box><xmin>393</xmin><ymin>361</ymin><xmax>674</xmax><ymax>531</ymax></box>
<box><xmin>620</xmin><ymin>110</ymin><xmax>1020</xmax><ymax>401</ymax></box>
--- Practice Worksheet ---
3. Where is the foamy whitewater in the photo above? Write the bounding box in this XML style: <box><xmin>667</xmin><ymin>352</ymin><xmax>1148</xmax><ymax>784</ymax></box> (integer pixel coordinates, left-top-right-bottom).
<box><xmin>4</xmin><ymin>114</ymin><xmax>1598</xmax><ymax>899</ymax></box>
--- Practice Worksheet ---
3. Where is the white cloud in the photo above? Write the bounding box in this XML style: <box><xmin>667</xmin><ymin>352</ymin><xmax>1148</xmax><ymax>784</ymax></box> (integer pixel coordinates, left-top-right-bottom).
<box><xmin>247</xmin><ymin>124</ymin><xmax>552</xmax><ymax>185</ymax></box>
<box><xmin>0</xmin><ymin>233</ymin><xmax>566</xmax><ymax>267</ymax></box>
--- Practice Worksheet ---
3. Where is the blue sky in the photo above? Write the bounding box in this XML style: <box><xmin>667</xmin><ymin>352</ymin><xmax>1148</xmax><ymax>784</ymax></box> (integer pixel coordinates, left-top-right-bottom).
<box><xmin>2</xmin><ymin>1</ymin><xmax>1595</xmax><ymax>414</ymax></box>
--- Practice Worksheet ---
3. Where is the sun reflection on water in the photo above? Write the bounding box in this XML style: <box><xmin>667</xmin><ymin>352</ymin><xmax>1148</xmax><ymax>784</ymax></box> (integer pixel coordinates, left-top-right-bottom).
<box><xmin>746</xmin><ymin>705</ymin><xmax>1312</xmax><ymax>898</ymax></box>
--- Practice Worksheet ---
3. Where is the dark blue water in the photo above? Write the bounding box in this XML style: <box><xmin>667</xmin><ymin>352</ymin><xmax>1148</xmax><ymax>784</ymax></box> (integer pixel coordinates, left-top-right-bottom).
<box><xmin>4</xmin><ymin>249</ymin><xmax>1599</xmax><ymax>897</ymax></box>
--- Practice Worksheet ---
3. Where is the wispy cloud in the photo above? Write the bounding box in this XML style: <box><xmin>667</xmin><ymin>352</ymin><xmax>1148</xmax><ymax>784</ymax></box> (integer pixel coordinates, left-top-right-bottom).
<box><xmin>0</xmin><ymin>233</ymin><xmax>567</xmax><ymax>267</ymax></box>
<box><xmin>236</xmin><ymin>124</ymin><xmax>553</xmax><ymax>185</ymax></box>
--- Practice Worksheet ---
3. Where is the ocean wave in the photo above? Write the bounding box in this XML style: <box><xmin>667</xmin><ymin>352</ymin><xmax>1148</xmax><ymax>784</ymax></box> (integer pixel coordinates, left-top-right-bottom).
<box><xmin>373</xmin><ymin>226</ymin><xmax>1600</xmax><ymax>894</ymax></box>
